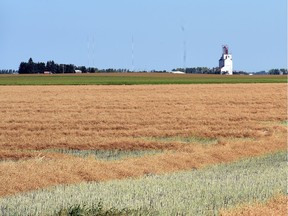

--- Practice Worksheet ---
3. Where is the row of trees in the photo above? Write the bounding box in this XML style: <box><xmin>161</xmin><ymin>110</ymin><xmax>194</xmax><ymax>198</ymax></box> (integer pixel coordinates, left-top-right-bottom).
<box><xmin>173</xmin><ymin>67</ymin><xmax>288</xmax><ymax>75</ymax></box>
<box><xmin>19</xmin><ymin>58</ymin><xmax>78</xmax><ymax>74</ymax></box>
<box><xmin>18</xmin><ymin>58</ymin><xmax>139</xmax><ymax>74</ymax></box>
<box><xmin>0</xmin><ymin>69</ymin><xmax>18</xmax><ymax>74</ymax></box>
<box><xmin>172</xmin><ymin>67</ymin><xmax>224</xmax><ymax>74</ymax></box>
<box><xmin>268</xmin><ymin>69</ymin><xmax>288</xmax><ymax>75</ymax></box>
<box><xmin>4</xmin><ymin>58</ymin><xmax>287</xmax><ymax>75</ymax></box>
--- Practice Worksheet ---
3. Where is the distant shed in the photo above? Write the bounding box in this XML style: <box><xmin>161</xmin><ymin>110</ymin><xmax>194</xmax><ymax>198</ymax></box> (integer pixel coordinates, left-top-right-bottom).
<box><xmin>171</xmin><ymin>71</ymin><xmax>185</xmax><ymax>74</ymax></box>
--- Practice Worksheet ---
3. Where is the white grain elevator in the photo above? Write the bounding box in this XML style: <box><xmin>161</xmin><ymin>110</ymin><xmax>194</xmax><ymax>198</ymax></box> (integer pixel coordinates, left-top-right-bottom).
<box><xmin>219</xmin><ymin>45</ymin><xmax>233</xmax><ymax>75</ymax></box>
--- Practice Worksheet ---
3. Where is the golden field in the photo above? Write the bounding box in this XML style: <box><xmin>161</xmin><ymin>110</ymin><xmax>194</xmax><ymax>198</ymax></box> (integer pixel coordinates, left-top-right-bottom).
<box><xmin>0</xmin><ymin>83</ymin><xmax>286</xmax><ymax>212</ymax></box>
<box><xmin>0</xmin><ymin>84</ymin><xmax>286</xmax><ymax>196</ymax></box>
<box><xmin>220</xmin><ymin>195</ymin><xmax>288</xmax><ymax>216</ymax></box>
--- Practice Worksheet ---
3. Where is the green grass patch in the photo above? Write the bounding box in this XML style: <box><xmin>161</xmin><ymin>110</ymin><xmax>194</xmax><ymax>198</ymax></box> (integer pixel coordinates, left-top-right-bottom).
<box><xmin>56</xmin><ymin>201</ymin><xmax>155</xmax><ymax>216</ymax></box>
<box><xmin>0</xmin><ymin>73</ymin><xmax>286</xmax><ymax>85</ymax></box>
<box><xmin>140</xmin><ymin>136</ymin><xmax>218</xmax><ymax>145</ymax></box>
<box><xmin>44</xmin><ymin>149</ymin><xmax>163</xmax><ymax>161</ymax></box>
<box><xmin>1</xmin><ymin>151</ymin><xmax>285</xmax><ymax>215</ymax></box>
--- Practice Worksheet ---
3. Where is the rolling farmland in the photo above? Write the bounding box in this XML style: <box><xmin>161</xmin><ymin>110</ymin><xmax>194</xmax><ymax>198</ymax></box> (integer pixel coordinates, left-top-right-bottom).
<box><xmin>0</xmin><ymin>81</ymin><xmax>287</xmax><ymax>215</ymax></box>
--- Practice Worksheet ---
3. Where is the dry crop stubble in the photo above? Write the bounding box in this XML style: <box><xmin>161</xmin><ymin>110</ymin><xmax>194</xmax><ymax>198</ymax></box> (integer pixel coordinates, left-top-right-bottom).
<box><xmin>1</xmin><ymin>151</ymin><xmax>286</xmax><ymax>215</ymax></box>
<box><xmin>220</xmin><ymin>195</ymin><xmax>288</xmax><ymax>216</ymax></box>
<box><xmin>0</xmin><ymin>84</ymin><xmax>286</xmax><ymax>196</ymax></box>
<box><xmin>0</xmin><ymin>84</ymin><xmax>286</xmax><ymax>151</ymax></box>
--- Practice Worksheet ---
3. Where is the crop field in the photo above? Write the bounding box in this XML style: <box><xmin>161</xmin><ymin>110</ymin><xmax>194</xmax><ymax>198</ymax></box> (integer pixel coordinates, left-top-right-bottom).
<box><xmin>0</xmin><ymin>151</ymin><xmax>286</xmax><ymax>215</ymax></box>
<box><xmin>0</xmin><ymin>73</ymin><xmax>287</xmax><ymax>85</ymax></box>
<box><xmin>0</xmin><ymin>83</ymin><xmax>287</xmax><ymax>215</ymax></box>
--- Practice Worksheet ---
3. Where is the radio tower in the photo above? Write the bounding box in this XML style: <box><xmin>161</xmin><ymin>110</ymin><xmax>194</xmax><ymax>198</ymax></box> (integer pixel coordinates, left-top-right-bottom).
<box><xmin>131</xmin><ymin>34</ymin><xmax>134</xmax><ymax>72</ymax></box>
<box><xmin>181</xmin><ymin>26</ymin><xmax>187</xmax><ymax>73</ymax></box>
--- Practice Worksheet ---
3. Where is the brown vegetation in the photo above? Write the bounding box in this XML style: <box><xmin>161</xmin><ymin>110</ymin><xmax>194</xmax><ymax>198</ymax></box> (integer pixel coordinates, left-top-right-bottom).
<box><xmin>0</xmin><ymin>84</ymin><xmax>286</xmax><ymax>196</ymax></box>
<box><xmin>220</xmin><ymin>195</ymin><xmax>288</xmax><ymax>216</ymax></box>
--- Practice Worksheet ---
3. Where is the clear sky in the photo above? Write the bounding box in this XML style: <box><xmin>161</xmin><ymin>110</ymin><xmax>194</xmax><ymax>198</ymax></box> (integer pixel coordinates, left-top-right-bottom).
<box><xmin>1</xmin><ymin>0</ymin><xmax>287</xmax><ymax>72</ymax></box>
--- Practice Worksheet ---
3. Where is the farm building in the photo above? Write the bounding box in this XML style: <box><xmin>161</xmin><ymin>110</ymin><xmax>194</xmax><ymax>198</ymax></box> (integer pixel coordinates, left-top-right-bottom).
<box><xmin>219</xmin><ymin>45</ymin><xmax>233</xmax><ymax>75</ymax></box>
<box><xmin>171</xmin><ymin>71</ymin><xmax>185</xmax><ymax>74</ymax></box>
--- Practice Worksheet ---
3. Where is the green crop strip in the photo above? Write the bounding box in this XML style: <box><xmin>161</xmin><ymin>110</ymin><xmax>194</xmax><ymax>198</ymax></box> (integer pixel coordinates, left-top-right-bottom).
<box><xmin>55</xmin><ymin>201</ymin><xmax>154</xmax><ymax>216</ymax></box>
<box><xmin>0</xmin><ymin>151</ymin><xmax>285</xmax><ymax>215</ymax></box>
<box><xmin>0</xmin><ymin>74</ymin><xmax>286</xmax><ymax>85</ymax></box>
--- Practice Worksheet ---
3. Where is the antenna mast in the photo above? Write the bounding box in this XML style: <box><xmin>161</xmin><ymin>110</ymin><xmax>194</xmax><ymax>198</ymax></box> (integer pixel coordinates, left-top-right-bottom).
<box><xmin>181</xmin><ymin>26</ymin><xmax>186</xmax><ymax>73</ymax></box>
<box><xmin>87</xmin><ymin>35</ymin><xmax>90</xmax><ymax>67</ymax></box>
<box><xmin>131</xmin><ymin>34</ymin><xmax>134</xmax><ymax>72</ymax></box>
<box><xmin>92</xmin><ymin>35</ymin><xmax>95</xmax><ymax>69</ymax></box>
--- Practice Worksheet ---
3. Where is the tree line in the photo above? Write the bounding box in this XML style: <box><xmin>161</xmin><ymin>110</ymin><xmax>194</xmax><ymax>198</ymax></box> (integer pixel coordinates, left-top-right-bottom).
<box><xmin>0</xmin><ymin>69</ymin><xmax>18</xmax><ymax>74</ymax></box>
<box><xmin>172</xmin><ymin>67</ymin><xmax>225</xmax><ymax>74</ymax></box>
<box><xmin>18</xmin><ymin>58</ymin><xmax>136</xmax><ymax>74</ymax></box>
<box><xmin>172</xmin><ymin>67</ymin><xmax>250</xmax><ymax>74</ymax></box>
<box><xmin>172</xmin><ymin>67</ymin><xmax>288</xmax><ymax>75</ymax></box>
<box><xmin>268</xmin><ymin>69</ymin><xmax>287</xmax><ymax>75</ymax></box>
<box><xmin>19</xmin><ymin>58</ymin><xmax>81</xmax><ymax>74</ymax></box>
<box><xmin>1</xmin><ymin>58</ymin><xmax>287</xmax><ymax>74</ymax></box>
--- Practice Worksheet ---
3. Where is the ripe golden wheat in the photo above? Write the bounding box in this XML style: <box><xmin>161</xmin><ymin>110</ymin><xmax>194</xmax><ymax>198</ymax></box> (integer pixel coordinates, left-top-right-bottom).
<box><xmin>0</xmin><ymin>84</ymin><xmax>286</xmax><ymax>196</ymax></box>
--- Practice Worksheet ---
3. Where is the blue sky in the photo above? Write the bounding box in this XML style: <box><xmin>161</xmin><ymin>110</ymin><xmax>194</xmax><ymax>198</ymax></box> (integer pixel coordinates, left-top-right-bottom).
<box><xmin>1</xmin><ymin>0</ymin><xmax>287</xmax><ymax>72</ymax></box>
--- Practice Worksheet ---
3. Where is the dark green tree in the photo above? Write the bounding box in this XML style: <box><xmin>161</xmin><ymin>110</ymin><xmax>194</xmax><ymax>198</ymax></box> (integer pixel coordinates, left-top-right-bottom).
<box><xmin>46</xmin><ymin>61</ymin><xmax>57</xmax><ymax>73</ymax></box>
<box><xmin>19</xmin><ymin>62</ymin><xmax>28</xmax><ymax>74</ymax></box>
<box><xmin>27</xmin><ymin>58</ymin><xmax>34</xmax><ymax>73</ymax></box>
